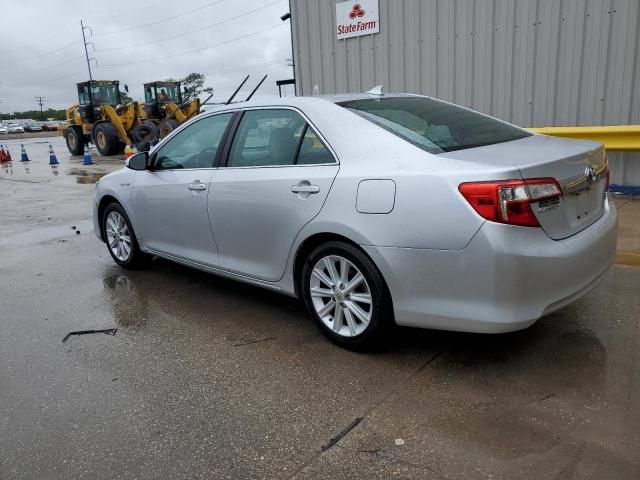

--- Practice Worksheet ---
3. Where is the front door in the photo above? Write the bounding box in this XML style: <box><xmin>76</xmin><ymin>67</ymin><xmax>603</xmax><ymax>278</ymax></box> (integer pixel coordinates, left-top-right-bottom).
<box><xmin>210</xmin><ymin>108</ymin><xmax>339</xmax><ymax>281</ymax></box>
<box><xmin>132</xmin><ymin>113</ymin><xmax>234</xmax><ymax>266</ymax></box>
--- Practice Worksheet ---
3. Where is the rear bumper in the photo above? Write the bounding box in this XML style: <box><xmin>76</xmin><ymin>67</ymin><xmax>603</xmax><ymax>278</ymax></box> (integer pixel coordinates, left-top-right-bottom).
<box><xmin>363</xmin><ymin>198</ymin><xmax>618</xmax><ymax>333</ymax></box>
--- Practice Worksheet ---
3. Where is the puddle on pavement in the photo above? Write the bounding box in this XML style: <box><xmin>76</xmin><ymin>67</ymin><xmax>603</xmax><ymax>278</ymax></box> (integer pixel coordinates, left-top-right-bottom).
<box><xmin>68</xmin><ymin>167</ymin><xmax>108</xmax><ymax>184</ymax></box>
<box><xmin>103</xmin><ymin>272</ymin><xmax>150</xmax><ymax>330</ymax></box>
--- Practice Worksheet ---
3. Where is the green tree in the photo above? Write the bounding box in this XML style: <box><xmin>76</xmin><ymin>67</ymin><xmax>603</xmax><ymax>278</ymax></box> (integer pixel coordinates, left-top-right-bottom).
<box><xmin>1</xmin><ymin>108</ymin><xmax>66</xmax><ymax>121</ymax></box>
<box><xmin>119</xmin><ymin>89</ymin><xmax>133</xmax><ymax>104</ymax></box>
<box><xmin>181</xmin><ymin>72</ymin><xmax>213</xmax><ymax>101</ymax></box>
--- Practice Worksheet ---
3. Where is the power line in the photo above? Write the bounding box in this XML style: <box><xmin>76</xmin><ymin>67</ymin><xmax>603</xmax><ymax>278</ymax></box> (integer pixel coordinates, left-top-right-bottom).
<box><xmin>209</xmin><ymin>58</ymin><xmax>288</xmax><ymax>75</ymax></box>
<box><xmin>96</xmin><ymin>0</ymin><xmax>282</xmax><ymax>52</ymax></box>
<box><xmin>0</xmin><ymin>0</ymin><xmax>177</xmax><ymax>65</ymax></box>
<box><xmin>102</xmin><ymin>23</ymin><xmax>286</xmax><ymax>68</ymax></box>
<box><xmin>11</xmin><ymin>55</ymin><xmax>85</xmax><ymax>76</ymax></box>
<box><xmin>47</xmin><ymin>69</ymin><xmax>88</xmax><ymax>82</ymax></box>
<box><xmin>94</xmin><ymin>0</ymin><xmax>227</xmax><ymax>36</ymax></box>
<box><xmin>2</xmin><ymin>40</ymin><xmax>82</xmax><ymax>65</ymax></box>
<box><xmin>86</xmin><ymin>0</ymin><xmax>175</xmax><ymax>23</ymax></box>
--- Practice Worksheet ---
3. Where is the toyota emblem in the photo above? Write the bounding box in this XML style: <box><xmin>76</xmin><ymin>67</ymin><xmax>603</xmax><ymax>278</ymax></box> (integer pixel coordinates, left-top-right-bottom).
<box><xmin>585</xmin><ymin>165</ymin><xmax>597</xmax><ymax>184</ymax></box>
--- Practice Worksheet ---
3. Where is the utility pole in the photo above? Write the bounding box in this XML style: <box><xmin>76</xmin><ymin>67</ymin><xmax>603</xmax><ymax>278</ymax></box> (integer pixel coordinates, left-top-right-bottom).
<box><xmin>35</xmin><ymin>96</ymin><xmax>45</xmax><ymax>120</ymax></box>
<box><xmin>80</xmin><ymin>20</ymin><xmax>94</xmax><ymax>81</ymax></box>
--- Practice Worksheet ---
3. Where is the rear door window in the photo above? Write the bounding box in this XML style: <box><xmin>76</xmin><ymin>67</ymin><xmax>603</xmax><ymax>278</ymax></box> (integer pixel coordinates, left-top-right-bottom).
<box><xmin>338</xmin><ymin>97</ymin><xmax>530</xmax><ymax>153</ymax></box>
<box><xmin>225</xmin><ymin>109</ymin><xmax>335</xmax><ymax>167</ymax></box>
<box><xmin>296</xmin><ymin>126</ymin><xmax>334</xmax><ymax>165</ymax></box>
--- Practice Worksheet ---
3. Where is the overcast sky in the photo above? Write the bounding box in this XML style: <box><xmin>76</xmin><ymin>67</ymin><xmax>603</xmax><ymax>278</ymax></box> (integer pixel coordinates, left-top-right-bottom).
<box><xmin>0</xmin><ymin>0</ymin><xmax>294</xmax><ymax>113</ymax></box>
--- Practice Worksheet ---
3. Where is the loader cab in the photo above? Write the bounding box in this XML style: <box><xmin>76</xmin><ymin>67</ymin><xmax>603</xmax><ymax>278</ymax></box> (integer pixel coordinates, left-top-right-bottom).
<box><xmin>143</xmin><ymin>81</ymin><xmax>182</xmax><ymax>118</ymax></box>
<box><xmin>77</xmin><ymin>80</ymin><xmax>121</xmax><ymax>123</ymax></box>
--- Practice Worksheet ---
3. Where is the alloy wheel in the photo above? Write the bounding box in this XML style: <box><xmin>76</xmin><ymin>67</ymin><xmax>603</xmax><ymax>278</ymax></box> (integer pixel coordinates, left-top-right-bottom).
<box><xmin>309</xmin><ymin>255</ymin><xmax>373</xmax><ymax>337</ymax></box>
<box><xmin>105</xmin><ymin>211</ymin><xmax>132</xmax><ymax>262</ymax></box>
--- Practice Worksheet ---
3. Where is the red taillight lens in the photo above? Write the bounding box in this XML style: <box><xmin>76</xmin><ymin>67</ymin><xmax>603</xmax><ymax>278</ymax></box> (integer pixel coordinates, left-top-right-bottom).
<box><xmin>458</xmin><ymin>178</ymin><xmax>562</xmax><ymax>227</ymax></box>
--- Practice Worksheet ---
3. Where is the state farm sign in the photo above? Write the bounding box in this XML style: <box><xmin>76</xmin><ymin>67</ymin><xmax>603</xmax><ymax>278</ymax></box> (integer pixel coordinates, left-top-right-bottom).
<box><xmin>336</xmin><ymin>0</ymin><xmax>380</xmax><ymax>40</ymax></box>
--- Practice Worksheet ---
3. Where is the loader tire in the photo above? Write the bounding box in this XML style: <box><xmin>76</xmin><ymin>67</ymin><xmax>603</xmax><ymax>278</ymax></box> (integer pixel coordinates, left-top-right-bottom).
<box><xmin>159</xmin><ymin>119</ymin><xmax>179</xmax><ymax>139</ymax></box>
<box><xmin>132</xmin><ymin>121</ymin><xmax>158</xmax><ymax>151</ymax></box>
<box><xmin>65</xmin><ymin>127</ymin><xmax>84</xmax><ymax>155</ymax></box>
<box><xmin>93</xmin><ymin>122</ymin><xmax>122</xmax><ymax>156</ymax></box>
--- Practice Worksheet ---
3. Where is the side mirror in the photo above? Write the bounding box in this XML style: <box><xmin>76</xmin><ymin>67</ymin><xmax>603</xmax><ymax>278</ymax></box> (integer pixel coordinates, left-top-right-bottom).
<box><xmin>124</xmin><ymin>84</ymin><xmax>129</xmax><ymax>93</ymax></box>
<box><xmin>127</xmin><ymin>151</ymin><xmax>149</xmax><ymax>171</ymax></box>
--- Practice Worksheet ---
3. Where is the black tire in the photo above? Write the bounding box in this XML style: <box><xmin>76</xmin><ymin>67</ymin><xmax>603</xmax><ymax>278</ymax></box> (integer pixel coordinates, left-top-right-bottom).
<box><xmin>159</xmin><ymin>119</ymin><xmax>179</xmax><ymax>139</ymax></box>
<box><xmin>131</xmin><ymin>120</ymin><xmax>158</xmax><ymax>151</ymax></box>
<box><xmin>300</xmin><ymin>241</ymin><xmax>393</xmax><ymax>349</ymax></box>
<box><xmin>93</xmin><ymin>122</ymin><xmax>122</xmax><ymax>156</ymax></box>
<box><xmin>65</xmin><ymin>127</ymin><xmax>84</xmax><ymax>155</ymax></box>
<box><xmin>102</xmin><ymin>202</ymin><xmax>150</xmax><ymax>269</ymax></box>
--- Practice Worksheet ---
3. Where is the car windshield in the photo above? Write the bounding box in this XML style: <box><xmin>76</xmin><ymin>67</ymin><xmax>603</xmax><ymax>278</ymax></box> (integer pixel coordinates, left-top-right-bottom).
<box><xmin>90</xmin><ymin>83</ymin><xmax>119</xmax><ymax>106</ymax></box>
<box><xmin>337</xmin><ymin>96</ymin><xmax>530</xmax><ymax>153</ymax></box>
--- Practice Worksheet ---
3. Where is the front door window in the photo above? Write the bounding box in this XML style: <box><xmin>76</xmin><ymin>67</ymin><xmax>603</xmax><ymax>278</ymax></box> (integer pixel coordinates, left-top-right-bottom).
<box><xmin>153</xmin><ymin>113</ymin><xmax>233</xmax><ymax>170</ymax></box>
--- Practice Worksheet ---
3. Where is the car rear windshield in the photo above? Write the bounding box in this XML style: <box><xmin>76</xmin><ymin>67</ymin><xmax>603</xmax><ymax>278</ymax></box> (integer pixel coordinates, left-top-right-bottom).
<box><xmin>337</xmin><ymin>96</ymin><xmax>530</xmax><ymax>153</ymax></box>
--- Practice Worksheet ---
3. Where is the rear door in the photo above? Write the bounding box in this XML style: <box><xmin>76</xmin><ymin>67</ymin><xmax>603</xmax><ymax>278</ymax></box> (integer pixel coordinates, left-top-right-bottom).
<box><xmin>132</xmin><ymin>112</ymin><xmax>234</xmax><ymax>265</ymax></box>
<box><xmin>209</xmin><ymin>108</ymin><xmax>339</xmax><ymax>281</ymax></box>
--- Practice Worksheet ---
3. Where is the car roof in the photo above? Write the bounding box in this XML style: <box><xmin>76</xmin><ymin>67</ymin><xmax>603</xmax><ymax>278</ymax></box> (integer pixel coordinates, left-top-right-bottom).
<box><xmin>201</xmin><ymin>92</ymin><xmax>415</xmax><ymax>113</ymax></box>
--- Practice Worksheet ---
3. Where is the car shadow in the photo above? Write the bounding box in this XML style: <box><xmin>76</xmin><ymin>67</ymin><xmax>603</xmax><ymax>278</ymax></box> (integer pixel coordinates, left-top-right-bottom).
<box><xmin>101</xmin><ymin>255</ymin><xmax>607</xmax><ymax>379</ymax></box>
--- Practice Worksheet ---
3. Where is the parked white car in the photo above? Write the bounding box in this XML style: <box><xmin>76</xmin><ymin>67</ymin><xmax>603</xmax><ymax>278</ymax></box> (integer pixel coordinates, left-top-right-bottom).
<box><xmin>8</xmin><ymin>124</ymin><xmax>24</xmax><ymax>134</ymax></box>
<box><xmin>0</xmin><ymin>125</ymin><xmax>8</xmax><ymax>134</ymax></box>
<box><xmin>92</xmin><ymin>93</ymin><xmax>617</xmax><ymax>348</ymax></box>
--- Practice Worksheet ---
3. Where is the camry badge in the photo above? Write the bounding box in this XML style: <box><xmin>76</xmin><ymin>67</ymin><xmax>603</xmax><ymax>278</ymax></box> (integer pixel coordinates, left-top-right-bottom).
<box><xmin>585</xmin><ymin>165</ymin><xmax>597</xmax><ymax>184</ymax></box>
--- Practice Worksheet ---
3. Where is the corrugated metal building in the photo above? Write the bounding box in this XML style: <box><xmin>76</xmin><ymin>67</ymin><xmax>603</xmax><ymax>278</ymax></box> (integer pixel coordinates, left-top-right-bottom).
<box><xmin>289</xmin><ymin>0</ymin><xmax>640</xmax><ymax>186</ymax></box>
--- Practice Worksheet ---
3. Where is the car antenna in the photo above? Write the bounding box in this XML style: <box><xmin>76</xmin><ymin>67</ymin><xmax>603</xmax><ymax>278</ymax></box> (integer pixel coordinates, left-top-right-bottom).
<box><xmin>225</xmin><ymin>75</ymin><xmax>250</xmax><ymax>105</ymax></box>
<box><xmin>245</xmin><ymin>75</ymin><xmax>268</xmax><ymax>101</ymax></box>
<box><xmin>365</xmin><ymin>85</ymin><xmax>384</xmax><ymax>96</ymax></box>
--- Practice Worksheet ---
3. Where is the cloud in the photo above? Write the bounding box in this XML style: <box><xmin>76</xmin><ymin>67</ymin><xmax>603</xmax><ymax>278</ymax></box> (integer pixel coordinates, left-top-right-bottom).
<box><xmin>0</xmin><ymin>0</ymin><xmax>293</xmax><ymax>113</ymax></box>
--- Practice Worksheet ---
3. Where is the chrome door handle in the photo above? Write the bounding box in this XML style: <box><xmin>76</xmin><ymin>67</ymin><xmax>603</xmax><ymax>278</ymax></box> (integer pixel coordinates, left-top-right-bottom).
<box><xmin>291</xmin><ymin>184</ymin><xmax>320</xmax><ymax>194</ymax></box>
<box><xmin>188</xmin><ymin>181</ymin><xmax>206</xmax><ymax>191</ymax></box>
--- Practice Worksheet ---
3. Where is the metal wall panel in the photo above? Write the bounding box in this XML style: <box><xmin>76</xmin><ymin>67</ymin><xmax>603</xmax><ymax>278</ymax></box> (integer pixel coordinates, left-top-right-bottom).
<box><xmin>290</xmin><ymin>0</ymin><xmax>640</xmax><ymax>185</ymax></box>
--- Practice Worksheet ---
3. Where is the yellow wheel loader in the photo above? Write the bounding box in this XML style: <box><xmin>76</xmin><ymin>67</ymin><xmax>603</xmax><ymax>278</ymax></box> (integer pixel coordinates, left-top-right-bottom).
<box><xmin>131</xmin><ymin>81</ymin><xmax>208</xmax><ymax>150</ymax></box>
<box><xmin>64</xmin><ymin>80</ymin><xmax>143</xmax><ymax>156</ymax></box>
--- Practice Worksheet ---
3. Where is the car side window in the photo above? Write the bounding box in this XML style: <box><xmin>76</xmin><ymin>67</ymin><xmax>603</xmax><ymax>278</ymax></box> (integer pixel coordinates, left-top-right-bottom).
<box><xmin>296</xmin><ymin>126</ymin><xmax>334</xmax><ymax>165</ymax></box>
<box><xmin>226</xmin><ymin>109</ymin><xmax>306</xmax><ymax>167</ymax></box>
<box><xmin>153</xmin><ymin>113</ymin><xmax>233</xmax><ymax>170</ymax></box>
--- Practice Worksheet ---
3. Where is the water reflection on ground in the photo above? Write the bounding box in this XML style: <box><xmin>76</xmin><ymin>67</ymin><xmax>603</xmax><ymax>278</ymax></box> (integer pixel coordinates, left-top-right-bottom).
<box><xmin>68</xmin><ymin>168</ymin><xmax>108</xmax><ymax>184</ymax></box>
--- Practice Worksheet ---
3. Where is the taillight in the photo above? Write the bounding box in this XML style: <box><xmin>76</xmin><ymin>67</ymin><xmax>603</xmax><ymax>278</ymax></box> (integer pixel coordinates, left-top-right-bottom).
<box><xmin>458</xmin><ymin>178</ymin><xmax>562</xmax><ymax>227</ymax></box>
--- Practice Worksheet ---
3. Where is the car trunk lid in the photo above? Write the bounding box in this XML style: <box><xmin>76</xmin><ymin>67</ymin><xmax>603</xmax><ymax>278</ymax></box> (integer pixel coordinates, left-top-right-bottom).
<box><xmin>440</xmin><ymin>134</ymin><xmax>607</xmax><ymax>240</ymax></box>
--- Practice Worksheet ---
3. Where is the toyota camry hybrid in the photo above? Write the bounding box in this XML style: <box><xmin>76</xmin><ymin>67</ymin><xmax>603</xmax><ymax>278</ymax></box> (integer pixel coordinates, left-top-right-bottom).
<box><xmin>93</xmin><ymin>92</ymin><xmax>617</xmax><ymax>348</ymax></box>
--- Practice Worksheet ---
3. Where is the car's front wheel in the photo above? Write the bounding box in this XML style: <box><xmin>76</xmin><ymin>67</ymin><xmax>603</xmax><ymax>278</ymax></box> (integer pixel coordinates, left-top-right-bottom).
<box><xmin>301</xmin><ymin>241</ymin><xmax>393</xmax><ymax>349</ymax></box>
<box><xmin>102</xmin><ymin>203</ymin><xmax>149</xmax><ymax>269</ymax></box>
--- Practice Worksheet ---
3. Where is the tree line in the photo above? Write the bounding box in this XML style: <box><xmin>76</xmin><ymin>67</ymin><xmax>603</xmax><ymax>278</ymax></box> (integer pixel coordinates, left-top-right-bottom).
<box><xmin>0</xmin><ymin>108</ymin><xmax>66</xmax><ymax>121</ymax></box>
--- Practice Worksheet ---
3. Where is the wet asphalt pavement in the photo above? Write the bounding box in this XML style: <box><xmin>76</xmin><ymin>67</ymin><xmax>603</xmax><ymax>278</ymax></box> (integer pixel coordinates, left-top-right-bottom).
<box><xmin>1</xmin><ymin>137</ymin><xmax>640</xmax><ymax>479</ymax></box>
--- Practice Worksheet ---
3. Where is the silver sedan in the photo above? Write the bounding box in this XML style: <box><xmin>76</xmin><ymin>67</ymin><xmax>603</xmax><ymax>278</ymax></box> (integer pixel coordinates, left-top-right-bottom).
<box><xmin>93</xmin><ymin>93</ymin><xmax>617</xmax><ymax>348</ymax></box>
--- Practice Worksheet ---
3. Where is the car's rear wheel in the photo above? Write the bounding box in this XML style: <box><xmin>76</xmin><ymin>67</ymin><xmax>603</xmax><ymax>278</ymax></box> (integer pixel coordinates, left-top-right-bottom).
<box><xmin>301</xmin><ymin>241</ymin><xmax>393</xmax><ymax>349</ymax></box>
<box><xmin>102</xmin><ymin>203</ymin><xmax>149</xmax><ymax>269</ymax></box>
